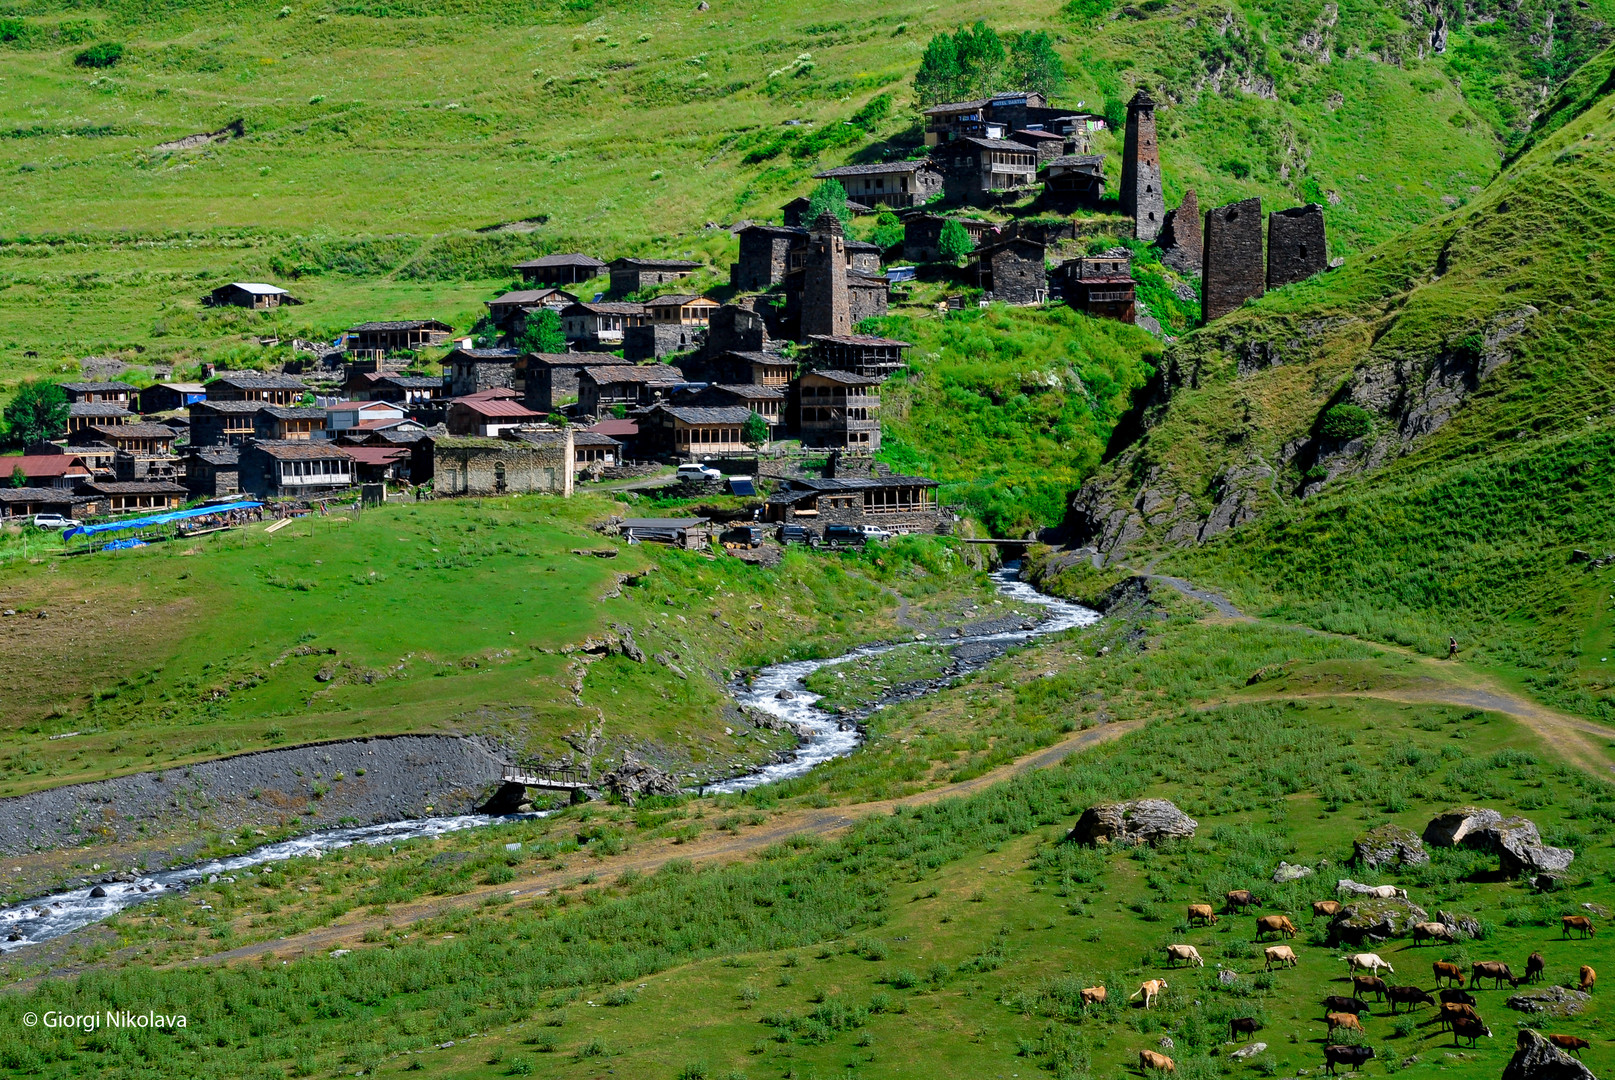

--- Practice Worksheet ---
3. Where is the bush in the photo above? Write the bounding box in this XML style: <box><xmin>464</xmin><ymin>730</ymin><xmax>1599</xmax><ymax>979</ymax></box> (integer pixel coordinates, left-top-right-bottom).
<box><xmin>1318</xmin><ymin>403</ymin><xmax>1374</xmax><ymax>440</ymax></box>
<box><xmin>74</xmin><ymin>41</ymin><xmax>123</xmax><ymax>68</ymax></box>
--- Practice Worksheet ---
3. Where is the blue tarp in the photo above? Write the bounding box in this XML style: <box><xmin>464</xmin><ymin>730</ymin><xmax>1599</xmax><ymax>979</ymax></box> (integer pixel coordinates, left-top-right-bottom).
<box><xmin>64</xmin><ymin>501</ymin><xmax>263</xmax><ymax>542</ymax></box>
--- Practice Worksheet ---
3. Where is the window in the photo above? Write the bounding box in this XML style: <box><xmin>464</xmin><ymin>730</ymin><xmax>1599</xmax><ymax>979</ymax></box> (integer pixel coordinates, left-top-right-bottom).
<box><xmin>494</xmin><ymin>461</ymin><xmax>507</xmax><ymax>493</ymax></box>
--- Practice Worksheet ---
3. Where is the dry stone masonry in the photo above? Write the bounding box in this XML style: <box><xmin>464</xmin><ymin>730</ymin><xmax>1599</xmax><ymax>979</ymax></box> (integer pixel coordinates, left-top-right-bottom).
<box><xmin>1266</xmin><ymin>204</ymin><xmax>1328</xmax><ymax>288</ymax></box>
<box><xmin>1121</xmin><ymin>91</ymin><xmax>1166</xmax><ymax>242</ymax></box>
<box><xmin>1201</xmin><ymin>198</ymin><xmax>1265</xmax><ymax>321</ymax></box>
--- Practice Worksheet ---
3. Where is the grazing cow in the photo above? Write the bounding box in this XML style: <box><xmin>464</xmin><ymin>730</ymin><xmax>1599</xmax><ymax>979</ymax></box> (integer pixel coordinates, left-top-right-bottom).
<box><xmin>1187</xmin><ymin>903</ymin><xmax>1219</xmax><ymax>926</ymax></box>
<box><xmin>1131</xmin><ymin>979</ymin><xmax>1168</xmax><ymax>1009</ymax></box>
<box><xmin>1165</xmin><ymin>944</ymin><xmax>1204</xmax><ymax>968</ymax></box>
<box><xmin>1471</xmin><ymin>961</ymin><xmax>1514</xmax><ymax>988</ymax></box>
<box><xmin>1563</xmin><ymin>915</ymin><xmax>1597</xmax><ymax>939</ymax></box>
<box><xmin>1352</xmin><ymin>975</ymin><xmax>1388</xmax><ymax>1002</ymax></box>
<box><xmin>1411</xmin><ymin>921</ymin><xmax>1454</xmax><ymax>945</ymax></box>
<box><xmin>1257</xmin><ymin>915</ymin><xmax>1298</xmax><ymax>940</ymax></box>
<box><xmin>1581</xmin><ymin>965</ymin><xmax>1596</xmax><ymax>992</ymax></box>
<box><xmin>1229</xmin><ymin>1017</ymin><xmax>1262</xmax><ymax>1042</ymax></box>
<box><xmin>1451</xmin><ymin>1016</ymin><xmax>1492</xmax><ymax>1046</ymax></box>
<box><xmin>1432</xmin><ymin>961</ymin><xmax>1466</xmax><ymax>987</ymax></box>
<box><xmin>1550</xmin><ymin>1034</ymin><xmax>1591</xmax><ymax>1058</ymax></box>
<box><xmin>1386</xmin><ymin>986</ymin><xmax>1434</xmax><ymax>1013</ymax></box>
<box><xmin>1139</xmin><ymin>1049</ymin><xmax>1176</xmax><ymax>1073</ymax></box>
<box><xmin>1345</xmin><ymin>953</ymin><xmax>1394</xmax><ymax>976</ymax></box>
<box><xmin>1524</xmin><ymin>952</ymin><xmax>1546</xmax><ymax>984</ymax></box>
<box><xmin>1265</xmin><ymin>945</ymin><xmax>1298</xmax><ymax>971</ymax></box>
<box><xmin>1226</xmin><ymin>889</ymin><xmax>1259</xmax><ymax>913</ymax></box>
<box><xmin>1438</xmin><ymin>988</ymin><xmax>1476</xmax><ymax>1007</ymax></box>
<box><xmin>1323</xmin><ymin>1045</ymin><xmax>1375</xmax><ymax>1076</ymax></box>
<box><xmin>1339</xmin><ymin>883</ymin><xmax>1406</xmax><ymax>900</ymax></box>
<box><xmin>1321</xmin><ymin>996</ymin><xmax>1370</xmax><ymax>1016</ymax></box>
<box><xmin>1080</xmin><ymin>985</ymin><xmax>1106</xmax><ymax>1006</ymax></box>
<box><xmin>1326</xmin><ymin>1011</ymin><xmax>1363</xmax><ymax>1035</ymax></box>
<box><xmin>1313</xmin><ymin>899</ymin><xmax>1343</xmax><ymax>921</ymax></box>
<box><xmin>1438</xmin><ymin>1002</ymin><xmax>1481</xmax><ymax>1031</ymax></box>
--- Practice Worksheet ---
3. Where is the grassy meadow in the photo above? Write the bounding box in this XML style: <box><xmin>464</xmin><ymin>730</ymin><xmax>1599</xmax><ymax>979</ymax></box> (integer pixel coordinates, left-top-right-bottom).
<box><xmin>2</xmin><ymin>589</ymin><xmax>1614</xmax><ymax>1078</ymax></box>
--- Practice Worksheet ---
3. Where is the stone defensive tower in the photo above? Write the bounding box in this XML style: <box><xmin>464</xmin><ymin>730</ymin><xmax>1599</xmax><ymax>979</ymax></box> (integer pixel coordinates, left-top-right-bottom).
<box><xmin>1120</xmin><ymin>90</ymin><xmax>1165</xmax><ymax>242</ymax></box>
<box><xmin>1158</xmin><ymin>188</ymin><xmax>1202</xmax><ymax>274</ymax></box>
<box><xmin>801</xmin><ymin>212</ymin><xmax>851</xmax><ymax>339</ymax></box>
<box><xmin>1266</xmin><ymin>204</ymin><xmax>1328</xmax><ymax>288</ymax></box>
<box><xmin>1201</xmin><ymin>197</ymin><xmax>1264</xmax><ymax>322</ymax></box>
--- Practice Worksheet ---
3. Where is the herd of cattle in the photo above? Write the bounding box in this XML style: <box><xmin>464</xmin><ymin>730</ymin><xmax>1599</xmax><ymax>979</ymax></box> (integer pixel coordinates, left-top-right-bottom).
<box><xmin>1075</xmin><ymin>891</ymin><xmax>1600</xmax><ymax>1075</ymax></box>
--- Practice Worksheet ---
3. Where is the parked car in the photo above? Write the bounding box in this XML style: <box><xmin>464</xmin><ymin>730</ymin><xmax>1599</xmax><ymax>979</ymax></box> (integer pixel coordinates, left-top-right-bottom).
<box><xmin>823</xmin><ymin>523</ymin><xmax>891</xmax><ymax>546</ymax></box>
<box><xmin>32</xmin><ymin>514</ymin><xmax>81</xmax><ymax>530</ymax></box>
<box><xmin>778</xmin><ymin>523</ymin><xmax>819</xmax><ymax>546</ymax></box>
<box><xmin>675</xmin><ymin>462</ymin><xmax>723</xmax><ymax>481</ymax></box>
<box><xmin>721</xmin><ymin>524</ymin><xmax>764</xmax><ymax>548</ymax></box>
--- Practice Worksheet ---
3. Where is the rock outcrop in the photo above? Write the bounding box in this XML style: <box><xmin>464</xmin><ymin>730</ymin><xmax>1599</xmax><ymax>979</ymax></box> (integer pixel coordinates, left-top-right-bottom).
<box><xmin>1437</xmin><ymin>909</ymin><xmax>1483</xmax><ymax>939</ymax></box>
<box><xmin>1507</xmin><ymin>985</ymin><xmax>1591</xmax><ymax>1018</ymax></box>
<box><xmin>1354</xmin><ymin>824</ymin><xmax>1429</xmax><ymax>869</ymax></box>
<box><xmin>1502</xmin><ymin>1029</ymin><xmax>1598</xmax><ymax>1080</ymax></box>
<box><xmin>1067</xmin><ymin>799</ymin><xmax>1198</xmax><ymax>847</ymax></box>
<box><xmin>1423</xmin><ymin>806</ymin><xmax>1504</xmax><ymax>847</ymax></box>
<box><xmin>1273</xmin><ymin>861</ymin><xmax>1314</xmax><ymax>883</ymax></box>
<box><xmin>601</xmin><ymin>758</ymin><xmax>680</xmax><ymax>805</ymax></box>
<box><xmin>1424</xmin><ymin>808</ymin><xmax>1574</xmax><ymax>877</ymax></box>
<box><xmin>1329</xmin><ymin>896</ymin><xmax>1430</xmax><ymax>945</ymax></box>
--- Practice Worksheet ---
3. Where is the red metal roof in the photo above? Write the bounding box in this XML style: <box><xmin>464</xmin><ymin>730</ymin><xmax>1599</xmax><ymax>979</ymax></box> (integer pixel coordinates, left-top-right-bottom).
<box><xmin>586</xmin><ymin>419</ymin><xmax>639</xmax><ymax>436</ymax></box>
<box><xmin>342</xmin><ymin>446</ymin><xmax>411</xmax><ymax>466</ymax></box>
<box><xmin>7</xmin><ymin>455</ymin><xmax>91</xmax><ymax>477</ymax></box>
<box><xmin>452</xmin><ymin>398</ymin><xmax>544</xmax><ymax>418</ymax></box>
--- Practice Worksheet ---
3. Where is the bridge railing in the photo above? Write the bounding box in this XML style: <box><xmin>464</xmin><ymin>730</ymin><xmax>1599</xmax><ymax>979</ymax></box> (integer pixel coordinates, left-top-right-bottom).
<box><xmin>502</xmin><ymin>762</ymin><xmax>590</xmax><ymax>787</ymax></box>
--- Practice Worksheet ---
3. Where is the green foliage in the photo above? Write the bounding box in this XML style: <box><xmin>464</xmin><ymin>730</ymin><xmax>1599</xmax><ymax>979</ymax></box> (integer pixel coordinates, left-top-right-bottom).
<box><xmin>849</xmin><ymin>93</ymin><xmax>892</xmax><ymax>133</ymax></box>
<box><xmin>2</xmin><ymin>379</ymin><xmax>67</xmax><ymax>447</ymax></box>
<box><xmin>1062</xmin><ymin>0</ymin><xmax>1113</xmax><ymax>26</ymax></box>
<box><xmin>936</xmin><ymin>219</ymin><xmax>974</xmax><ymax>265</ymax></box>
<box><xmin>914</xmin><ymin>21</ymin><xmax>1005</xmax><ymax>105</ymax></box>
<box><xmin>8</xmin><ymin>464</ymin><xmax>24</xmax><ymax>488</ymax></box>
<box><xmin>868</xmin><ymin>210</ymin><xmax>904</xmax><ymax>253</ymax></box>
<box><xmin>741</xmin><ymin>410</ymin><xmax>769</xmax><ymax>447</ymax></box>
<box><xmin>1006</xmin><ymin>30</ymin><xmax>1066</xmax><ymax>99</ymax></box>
<box><xmin>1317</xmin><ymin>403</ymin><xmax>1374</xmax><ymax>440</ymax></box>
<box><xmin>805</xmin><ymin>179</ymin><xmax>850</xmax><ymax>227</ymax></box>
<box><xmin>513</xmin><ymin>309</ymin><xmax>566</xmax><ymax>355</ymax></box>
<box><xmin>72</xmin><ymin>42</ymin><xmax>123</xmax><ymax>68</ymax></box>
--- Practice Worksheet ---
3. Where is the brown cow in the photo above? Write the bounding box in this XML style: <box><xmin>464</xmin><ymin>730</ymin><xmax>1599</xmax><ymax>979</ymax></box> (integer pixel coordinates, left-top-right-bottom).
<box><xmin>1550</xmin><ymin>1034</ymin><xmax>1591</xmax><ymax>1057</ymax></box>
<box><xmin>1080</xmin><ymin>985</ymin><xmax>1106</xmax><ymax>1006</ymax></box>
<box><xmin>1131</xmin><ymin>979</ymin><xmax>1168</xmax><ymax>1009</ymax></box>
<box><xmin>1581</xmin><ymin>965</ymin><xmax>1596</xmax><ymax>992</ymax></box>
<box><xmin>1229</xmin><ymin>1017</ymin><xmax>1262</xmax><ymax>1042</ymax></box>
<box><xmin>1438</xmin><ymin>1002</ymin><xmax>1481</xmax><ymax>1031</ymax></box>
<box><xmin>1451</xmin><ymin>1016</ymin><xmax>1492</xmax><ymax>1046</ymax></box>
<box><xmin>1471</xmin><ymin>961</ymin><xmax>1514</xmax><ymax>988</ymax></box>
<box><xmin>1524</xmin><ymin>952</ymin><xmax>1545</xmax><ymax>984</ymax></box>
<box><xmin>1225</xmin><ymin>889</ymin><xmax>1259</xmax><ymax>912</ymax></box>
<box><xmin>1326</xmin><ymin>1011</ymin><xmax>1363</xmax><ymax>1035</ymax></box>
<box><xmin>1411</xmin><ymin>921</ymin><xmax>1454</xmax><ymax>945</ymax></box>
<box><xmin>1351</xmin><ymin>975</ymin><xmax>1388</xmax><ymax>1002</ymax></box>
<box><xmin>1265</xmin><ymin>945</ymin><xmax>1298</xmax><ymax>970</ymax></box>
<box><xmin>1563</xmin><ymin>915</ymin><xmax>1597</xmax><ymax>939</ymax></box>
<box><xmin>1433</xmin><ymin>961</ymin><xmax>1466</xmax><ymax>987</ymax></box>
<box><xmin>1256</xmin><ymin>914</ymin><xmax>1297</xmax><ymax>940</ymax></box>
<box><xmin>1139</xmin><ymin>1049</ymin><xmax>1176</xmax><ymax>1073</ymax></box>
<box><xmin>1187</xmin><ymin>903</ymin><xmax>1219</xmax><ymax>926</ymax></box>
<box><xmin>1312</xmin><ymin>899</ymin><xmax>1343</xmax><ymax>921</ymax></box>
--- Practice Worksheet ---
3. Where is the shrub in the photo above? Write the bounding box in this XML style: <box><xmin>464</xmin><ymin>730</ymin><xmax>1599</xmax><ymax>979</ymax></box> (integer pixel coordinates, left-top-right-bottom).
<box><xmin>74</xmin><ymin>42</ymin><xmax>123</xmax><ymax>68</ymax></box>
<box><xmin>1318</xmin><ymin>403</ymin><xmax>1374</xmax><ymax>440</ymax></box>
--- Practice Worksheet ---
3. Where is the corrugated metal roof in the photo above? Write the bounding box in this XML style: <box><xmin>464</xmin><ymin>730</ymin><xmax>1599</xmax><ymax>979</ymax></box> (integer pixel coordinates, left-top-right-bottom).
<box><xmin>586</xmin><ymin>419</ymin><xmax>639</xmax><ymax>436</ymax></box>
<box><xmin>226</xmin><ymin>282</ymin><xmax>290</xmax><ymax>295</ymax></box>
<box><xmin>252</xmin><ymin>441</ymin><xmax>355</xmax><ymax>461</ymax></box>
<box><xmin>452</xmin><ymin>398</ymin><xmax>543</xmax><ymax>418</ymax></box>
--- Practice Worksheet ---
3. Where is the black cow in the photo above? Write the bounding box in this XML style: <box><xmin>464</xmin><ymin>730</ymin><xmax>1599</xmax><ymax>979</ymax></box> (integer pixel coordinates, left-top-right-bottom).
<box><xmin>1229</xmin><ymin>1017</ymin><xmax>1262</xmax><ymax>1041</ymax></box>
<box><xmin>1321</xmin><ymin>996</ymin><xmax>1370</xmax><ymax>1016</ymax></box>
<box><xmin>1439</xmin><ymin>988</ymin><xmax>1477</xmax><ymax>1007</ymax></box>
<box><xmin>1386</xmin><ymin>985</ymin><xmax>1434</xmax><ymax>1013</ymax></box>
<box><xmin>1324</xmin><ymin>1044</ymin><xmax>1375</xmax><ymax>1075</ymax></box>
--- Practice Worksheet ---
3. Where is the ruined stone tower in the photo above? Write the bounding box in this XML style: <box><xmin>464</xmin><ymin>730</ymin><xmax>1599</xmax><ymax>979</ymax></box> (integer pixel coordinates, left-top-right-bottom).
<box><xmin>1266</xmin><ymin>204</ymin><xmax>1328</xmax><ymax>288</ymax></box>
<box><xmin>1158</xmin><ymin>188</ymin><xmax>1202</xmax><ymax>275</ymax></box>
<box><xmin>1120</xmin><ymin>90</ymin><xmax>1165</xmax><ymax>242</ymax></box>
<box><xmin>1201</xmin><ymin>197</ymin><xmax>1264</xmax><ymax>322</ymax></box>
<box><xmin>801</xmin><ymin>212</ymin><xmax>851</xmax><ymax>339</ymax></box>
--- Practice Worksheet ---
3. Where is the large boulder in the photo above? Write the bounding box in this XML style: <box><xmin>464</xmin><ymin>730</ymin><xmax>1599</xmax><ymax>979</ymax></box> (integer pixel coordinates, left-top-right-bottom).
<box><xmin>1273</xmin><ymin>861</ymin><xmax>1314</xmax><ymax>883</ymax></box>
<box><xmin>1507</xmin><ymin>985</ymin><xmax>1592</xmax><ymax>1018</ymax></box>
<box><xmin>1354</xmin><ymin>824</ymin><xmax>1429</xmax><ymax>869</ymax></box>
<box><xmin>1484</xmin><ymin>817</ymin><xmax>1575</xmax><ymax>877</ymax></box>
<box><xmin>1067</xmin><ymin>799</ymin><xmax>1198</xmax><ymax>847</ymax></box>
<box><xmin>1437</xmin><ymin>909</ymin><xmax>1483</xmax><ymax>939</ymax></box>
<box><xmin>1329</xmin><ymin>896</ymin><xmax>1430</xmax><ymax>945</ymax></box>
<box><xmin>1423</xmin><ymin>806</ymin><xmax>1504</xmax><ymax>847</ymax></box>
<box><xmin>1502</xmin><ymin>1028</ymin><xmax>1599</xmax><ymax>1080</ymax></box>
<box><xmin>602</xmin><ymin>758</ymin><xmax>680</xmax><ymax>805</ymax></box>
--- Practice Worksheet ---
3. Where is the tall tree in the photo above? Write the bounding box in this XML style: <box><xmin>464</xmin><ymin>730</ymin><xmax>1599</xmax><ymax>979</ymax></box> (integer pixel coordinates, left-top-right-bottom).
<box><xmin>3</xmin><ymin>380</ymin><xmax>68</xmax><ymax>447</ymax></box>
<box><xmin>806</xmin><ymin>178</ymin><xmax>851</xmax><ymax>226</ymax></box>
<box><xmin>954</xmin><ymin>21</ymin><xmax>1005</xmax><ymax>100</ymax></box>
<box><xmin>914</xmin><ymin>32</ymin><xmax>964</xmax><ymax>106</ymax></box>
<box><xmin>937</xmin><ymin>219</ymin><xmax>974</xmax><ymax>264</ymax></box>
<box><xmin>10</xmin><ymin>464</ymin><xmax>25</xmax><ymax>488</ymax></box>
<box><xmin>1008</xmin><ymin>31</ymin><xmax>1066</xmax><ymax>98</ymax></box>
<box><xmin>514</xmin><ymin>309</ymin><xmax>566</xmax><ymax>354</ymax></box>
<box><xmin>741</xmin><ymin>410</ymin><xmax>770</xmax><ymax>447</ymax></box>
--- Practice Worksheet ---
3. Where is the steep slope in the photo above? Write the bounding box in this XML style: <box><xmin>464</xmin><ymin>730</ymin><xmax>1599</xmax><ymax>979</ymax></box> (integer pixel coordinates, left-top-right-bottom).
<box><xmin>0</xmin><ymin>0</ymin><xmax>1608</xmax><ymax>371</ymax></box>
<box><xmin>1066</xmin><ymin>47</ymin><xmax>1615</xmax><ymax>720</ymax></box>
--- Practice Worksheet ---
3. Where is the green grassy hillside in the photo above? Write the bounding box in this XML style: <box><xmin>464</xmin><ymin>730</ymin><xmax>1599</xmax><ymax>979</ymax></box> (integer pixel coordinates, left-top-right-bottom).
<box><xmin>1065</xmin><ymin>46</ymin><xmax>1615</xmax><ymax>725</ymax></box>
<box><xmin>0</xmin><ymin>0</ymin><xmax>1607</xmax><ymax>376</ymax></box>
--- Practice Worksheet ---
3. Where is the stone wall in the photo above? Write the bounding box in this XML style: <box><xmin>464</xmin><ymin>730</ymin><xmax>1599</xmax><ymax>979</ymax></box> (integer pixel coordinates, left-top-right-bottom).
<box><xmin>623</xmin><ymin>323</ymin><xmax>703</xmax><ymax>362</ymax></box>
<box><xmin>848</xmin><ymin>277</ymin><xmax>888</xmax><ymax>324</ymax></box>
<box><xmin>801</xmin><ymin>214</ymin><xmax>851</xmax><ymax>338</ymax></box>
<box><xmin>1159</xmin><ymin>188</ymin><xmax>1202</xmax><ymax>273</ymax></box>
<box><xmin>1201</xmin><ymin>197</ymin><xmax>1265</xmax><ymax>321</ymax></box>
<box><xmin>1120</xmin><ymin>92</ymin><xmax>1165</xmax><ymax>242</ymax></box>
<box><xmin>432</xmin><ymin>433</ymin><xmax>574</xmax><ymax>497</ymax></box>
<box><xmin>733</xmin><ymin>231</ymin><xmax>796</xmax><ymax>291</ymax></box>
<box><xmin>1267</xmin><ymin>204</ymin><xmax>1328</xmax><ymax>288</ymax></box>
<box><xmin>983</xmin><ymin>243</ymin><xmax>1047</xmax><ymax>305</ymax></box>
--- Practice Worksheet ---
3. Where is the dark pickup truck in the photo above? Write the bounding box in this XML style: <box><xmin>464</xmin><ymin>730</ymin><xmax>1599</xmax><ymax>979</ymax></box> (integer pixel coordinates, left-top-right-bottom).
<box><xmin>721</xmin><ymin>524</ymin><xmax>765</xmax><ymax>548</ymax></box>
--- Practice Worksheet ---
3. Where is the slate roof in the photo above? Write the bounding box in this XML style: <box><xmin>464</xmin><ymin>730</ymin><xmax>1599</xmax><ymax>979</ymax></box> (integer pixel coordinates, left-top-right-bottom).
<box><xmin>85</xmin><ymin>422</ymin><xmax>179</xmax><ymax>439</ymax></box>
<box><xmin>954</xmin><ymin>136</ymin><xmax>1039</xmax><ymax>152</ymax></box>
<box><xmin>807</xmin><ymin>334</ymin><xmax>913</xmax><ymax>348</ymax></box>
<box><xmin>68</xmin><ymin>402</ymin><xmax>134</xmax><ymax>417</ymax></box>
<box><xmin>813</xmin><ymin>160</ymin><xmax>938</xmax><ymax>178</ymax></box>
<box><xmin>191</xmin><ymin>400</ymin><xmax>267</xmax><ymax>414</ymax></box>
<box><xmin>206</xmin><ymin>373</ymin><xmax>309</xmax><ymax>390</ymax></box>
<box><xmin>60</xmin><ymin>382</ymin><xmax>135</xmax><ymax>393</ymax></box>
<box><xmin>260</xmin><ymin>407</ymin><xmax>328</xmax><ymax>420</ymax></box>
<box><xmin>187</xmin><ymin>446</ymin><xmax>240</xmax><ymax>466</ymax></box>
<box><xmin>252</xmin><ymin>441</ymin><xmax>354</xmax><ymax>461</ymax></box>
<box><xmin>565</xmin><ymin>302</ymin><xmax>649</xmax><ymax>316</ymax></box>
<box><xmin>802</xmin><ymin>369</ymin><xmax>882</xmax><ymax>387</ymax></box>
<box><xmin>644</xmin><ymin>294</ymin><xmax>711</xmax><ymax>308</ymax></box>
<box><xmin>582</xmin><ymin>365</ymin><xmax>685</xmax><ymax>384</ymax></box>
<box><xmin>514</xmin><ymin>253</ymin><xmax>605</xmax><ymax>269</ymax></box>
<box><xmin>1047</xmin><ymin>154</ymin><xmax>1105</xmax><ymax>170</ymax></box>
<box><xmin>655</xmin><ymin>405</ymin><xmax>754</xmax><ymax>425</ymax></box>
<box><xmin>444</xmin><ymin>347</ymin><xmax>521</xmax><ymax>360</ymax></box>
<box><xmin>609</xmin><ymin>258</ymin><xmax>701</xmax><ymax>270</ymax></box>
<box><xmin>572</xmin><ymin>431</ymin><xmax>621</xmax><ymax>447</ymax></box>
<box><xmin>373</xmin><ymin>375</ymin><xmax>445</xmax><ymax>389</ymax></box>
<box><xmin>706</xmin><ymin>384</ymin><xmax>786</xmax><ymax>400</ymax></box>
<box><xmin>83</xmin><ymin>480</ymin><xmax>189</xmax><ymax>494</ymax></box>
<box><xmin>487</xmin><ymin>289</ymin><xmax>574</xmax><ymax>305</ymax></box>
<box><xmin>348</xmin><ymin>320</ymin><xmax>453</xmax><ymax>332</ymax></box>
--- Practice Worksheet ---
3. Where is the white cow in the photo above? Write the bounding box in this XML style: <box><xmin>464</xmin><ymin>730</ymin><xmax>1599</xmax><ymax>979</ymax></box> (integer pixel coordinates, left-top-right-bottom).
<box><xmin>1165</xmin><ymin>944</ymin><xmax>1204</xmax><ymax>968</ymax></box>
<box><xmin>1344</xmin><ymin>952</ymin><xmax>1395</xmax><ymax>976</ymax></box>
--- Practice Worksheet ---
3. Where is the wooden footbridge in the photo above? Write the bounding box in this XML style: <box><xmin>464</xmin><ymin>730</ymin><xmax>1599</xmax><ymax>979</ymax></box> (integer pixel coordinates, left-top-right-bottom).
<box><xmin>501</xmin><ymin>762</ymin><xmax>594</xmax><ymax>802</ymax></box>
